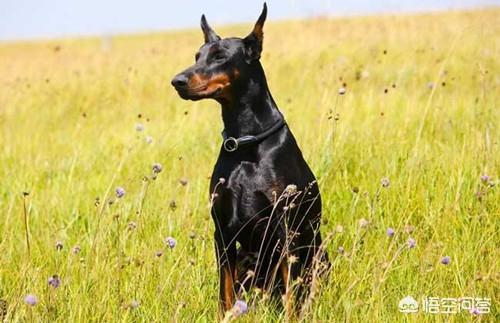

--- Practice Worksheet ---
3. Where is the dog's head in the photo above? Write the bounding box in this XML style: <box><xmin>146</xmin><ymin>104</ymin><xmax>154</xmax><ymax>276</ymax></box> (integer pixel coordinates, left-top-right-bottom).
<box><xmin>171</xmin><ymin>3</ymin><xmax>267</xmax><ymax>102</ymax></box>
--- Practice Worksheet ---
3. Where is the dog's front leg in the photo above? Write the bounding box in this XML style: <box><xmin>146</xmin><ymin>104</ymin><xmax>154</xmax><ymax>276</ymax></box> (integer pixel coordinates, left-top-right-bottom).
<box><xmin>214</xmin><ymin>230</ymin><xmax>237</xmax><ymax>315</ymax></box>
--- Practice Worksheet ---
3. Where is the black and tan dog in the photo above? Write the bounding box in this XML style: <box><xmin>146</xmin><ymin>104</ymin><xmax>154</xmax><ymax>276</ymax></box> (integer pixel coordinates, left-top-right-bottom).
<box><xmin>171</xmin><ymin>3</ymin><xmax>329</xmax><ymax>314</ymax></box>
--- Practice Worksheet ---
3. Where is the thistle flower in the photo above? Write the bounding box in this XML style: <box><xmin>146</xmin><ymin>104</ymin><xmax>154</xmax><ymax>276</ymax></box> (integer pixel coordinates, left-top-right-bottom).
<box><xmin>218</xmin><ymin>177</ymin><xmax>226</xmax><ymax>184</ymax></box>
<box><xmin>404</xmin><ymin>224</ymin><xmax>415</xmax><ymax>234</ymax></box>
<box><xmin>441</xmin><ymin>256</ymin><xmax>451</xmax><ymax>265</ymax></box>
<box><xmin>164</xmin><ymin>237</ymin><xmax>176</xmax><ymax>249</ymax></box>
<box><xmin>387</xmin><ymin>227</ymin><xmax>395</xmax><ymax>237</ymax></box>
<box><xmin>179</xmin><ymin>178</ymin><xmax>189</xmax><ymax>186</ymax></box>
<box><xmin>152</xmin><ymin>163</ymin><xmax>163</xmax><ymax>174</ymax></box>
<box><xmin>115</xmin><ymin>187</ymin><xmax>125</xmax><ymax>198</ymax></box>
<box><xmin>245</xmin><ymin>270</ymin><xmax>255</xmax><ymax>278</ymax></box>
<box><xmin>358</xmin><ymin>218</ymin><xmax>369</xmax><ymax>228</ymax></box>
<box><xmin>155</xmin><ymin>250</ymin><xmax>163</xmax><ymax>258</ymax></box>
<box><xmin>24</xmin><ymin>294</ymin><xmax>37</xmax><ymax>306</ymax></box>
<box><xmin>335</xmin><ymin>225</ymin><xmax>344</xmax><ymax>233</ymax></box>
<box><xmin>145</xmin><ymin>136</ymin><xmax>153</xmax><ymax>144</ymax></box>
<box><xmin>284</xmin><ymin>184</ymin><xmax>298</xmax><ymax>195</ymax></box>
<box><xmin>135</xmin><ymin>123</ymin><xmax>144</xmax><ymax>132</ymax></box>
<box><xmin>130</xmin><ymin>300</ymin><xmax>140</xmax><ymax>309</ymax></box>
<box><xmin>337</xmin><ymin>246</ymin><xmax>345</xmax><ymax>254</ymax></box>
<box><xmin>48</xmin><ymin>275</ymin><xmax>61</xmax><ymax>288</ymax></box>
<box><xmin>231</xmin><ymin>300</ymin><xmax>248</xmax><ymax>316</ymax></box>
<box><xmin>381</xmin><ymin>177</ymin><xmax>390</xmax><ymax>188</ymax></box>
<box><xmin>338</xmin><ymin>87</ymin><xmax>346</xmax><ymax>95</ymax></box>
<box><xmin>128</xmin><ymin>222</ymin><xmax>137</xmax><ymax>230</ymax></box>
<box><xmin>72</xmin><ymin>245</ymin><xmax>81</xmax><ymax>255</ymax></box>
<box><xmin>55</xmin><ymin>241</ymin><xmax>63</xmax><ymax>251</ymax></box>
<box><xmin>408</xmin><ymin>238</ymin><xmax>416</xmax><ymax>249</ymax></box>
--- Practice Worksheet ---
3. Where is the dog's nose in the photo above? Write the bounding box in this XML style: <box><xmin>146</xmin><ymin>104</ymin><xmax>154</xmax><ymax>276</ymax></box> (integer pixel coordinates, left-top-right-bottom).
<box><xmin>171</xmin><ymin>74</ymin><xmax>188</xmax><ymax>88</ymax></box>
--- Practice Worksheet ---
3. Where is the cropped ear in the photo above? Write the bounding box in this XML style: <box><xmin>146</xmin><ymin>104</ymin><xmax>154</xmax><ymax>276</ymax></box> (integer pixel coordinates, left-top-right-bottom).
<box><xmin>200</xmin><ymin>14</ymin><xmax>221</xmax><ymax>43</ymax></box>
<box><xmin>243</xmin><ymin>3</ymin><xmax>267</xmax><ymax>63</ymax></box>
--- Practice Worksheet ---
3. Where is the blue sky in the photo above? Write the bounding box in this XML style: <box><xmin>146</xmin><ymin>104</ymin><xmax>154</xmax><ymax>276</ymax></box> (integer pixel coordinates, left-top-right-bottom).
<box><xmin>0</xmin><ymin>0</ymin><xmax>498</xmax><ymax>41</ymax></box>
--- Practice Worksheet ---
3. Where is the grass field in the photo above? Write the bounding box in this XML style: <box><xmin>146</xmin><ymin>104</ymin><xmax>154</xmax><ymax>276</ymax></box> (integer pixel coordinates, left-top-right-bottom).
<box><xmin>0</xmin><ymin>7</ymin><xmax>498</xmax><ymax>322</ymax></box>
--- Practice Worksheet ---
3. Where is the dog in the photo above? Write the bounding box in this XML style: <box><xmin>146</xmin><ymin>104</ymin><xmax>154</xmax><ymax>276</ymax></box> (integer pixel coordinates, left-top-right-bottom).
<box><xmin>171</xmin><ymin>3</ymin><xmax>329</xmax><ymax>315</ymax></box>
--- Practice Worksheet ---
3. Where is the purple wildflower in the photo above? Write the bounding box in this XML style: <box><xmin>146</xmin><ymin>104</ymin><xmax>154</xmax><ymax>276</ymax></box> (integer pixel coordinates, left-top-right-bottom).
<box><xmin>55</xmin><ymin>241</ymin><xmax>63</xmax><ymax>251</ymax></box>
<box><xmin>115</xmin><ymin>187</ymin><xmax>125</xmax><ymax>198</ymax></box>
<box><xmin>469</xmin><ymin>308</ymin><xmax>480</xmax><ymax>315</ymax></box>
<box><xmin>155</xmin><ymin>250</ymin><xmax>163</xmax><ymax>258</ymax></box>
<box><xmin>232</xmin><ymin>300</ymin><xmax>248</xmax><ymax>316</ymax></box>
<box><xmin>387</xmin><ymin>227</ymin><xmax>395</xmax><ymax>237</ymax></box>
<box><xmin>480</xmin><ymin>174</ymin><xmax>490</xmax><ymax>183</ymax></box>
<box><xmin>408</xmin><ymin>238</ymin><xmax>416</xmax><ymax>249</ymax></box>
<box><xmin>441</xmin><ymin>256</ymin><xmax>451</xmax><ymax>265</ymax></box>
<box><xmin>48</xmin><ymin>275</ymin><xmax>61</xmax><ymax>288</ymax></box>
<box><xmin>164</xmin><ymin>237</ymin><xmax>176</xmax><ymax>249</ymax></box>
<box><xmin>24</xmin><ymin>294</ymin><xmax>37</xmax><ymax>306</ymax></box>
<box><xmin>152</xmin><ymin>163</ymin><xmax>163</xmax><ymax>174</ymax></box>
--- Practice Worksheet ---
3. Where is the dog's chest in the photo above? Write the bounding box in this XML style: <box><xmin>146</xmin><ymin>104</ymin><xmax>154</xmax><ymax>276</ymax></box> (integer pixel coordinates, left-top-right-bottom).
<box><xmin>211</xmin><ymin>160</ymin><xmax>280</xmax><ymax>229</ymax></box>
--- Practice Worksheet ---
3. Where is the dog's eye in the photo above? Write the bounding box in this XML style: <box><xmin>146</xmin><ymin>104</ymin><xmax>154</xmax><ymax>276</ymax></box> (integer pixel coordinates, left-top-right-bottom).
<box><xmin>212</xmin><ymin>53</ymin><xmax>226</xmax><ymax>62</ymax></box>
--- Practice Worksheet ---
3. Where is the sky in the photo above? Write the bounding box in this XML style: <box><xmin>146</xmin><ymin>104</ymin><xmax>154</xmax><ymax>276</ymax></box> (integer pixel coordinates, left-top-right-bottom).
<box><xmin>0</xmin><ymin>0</ymin><xmax>498</xmax><ymax>41</ymax></box>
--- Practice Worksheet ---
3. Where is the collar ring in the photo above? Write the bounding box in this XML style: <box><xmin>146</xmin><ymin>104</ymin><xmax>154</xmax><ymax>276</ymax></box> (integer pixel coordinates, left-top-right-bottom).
<box><xmin>223</xmin><ymin>137</ymin><xmax>238</xmax><ymax>152</ymax></box>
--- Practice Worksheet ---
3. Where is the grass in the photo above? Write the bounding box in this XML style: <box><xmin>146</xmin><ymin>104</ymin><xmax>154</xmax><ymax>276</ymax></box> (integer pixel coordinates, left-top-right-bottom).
<box><xmin>0</xmin><ymin>7</ymin><xmax>498</xmax><ymax>322</ymax></box>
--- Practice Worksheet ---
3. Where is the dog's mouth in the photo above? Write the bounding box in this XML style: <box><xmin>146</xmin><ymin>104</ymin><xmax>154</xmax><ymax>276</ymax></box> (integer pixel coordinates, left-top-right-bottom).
<box><xmin>174</xmin><ymin>82</ymin><xmax>225</xmax><ymax>101</ymax></box>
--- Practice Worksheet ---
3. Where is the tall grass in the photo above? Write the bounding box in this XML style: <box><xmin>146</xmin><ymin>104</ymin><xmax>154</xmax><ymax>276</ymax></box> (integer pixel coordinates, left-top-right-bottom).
<box><xmin>0</xmin><ymin>8</ymin><xmax>498</xmax><ymax>322</ymax></box>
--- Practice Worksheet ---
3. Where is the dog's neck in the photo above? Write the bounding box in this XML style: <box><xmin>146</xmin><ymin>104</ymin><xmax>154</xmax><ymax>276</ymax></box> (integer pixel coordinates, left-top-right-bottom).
<box><xmin>218</xmin><ymin>63</ymin><xmax>283</xmax><ymax>138</ymax></box>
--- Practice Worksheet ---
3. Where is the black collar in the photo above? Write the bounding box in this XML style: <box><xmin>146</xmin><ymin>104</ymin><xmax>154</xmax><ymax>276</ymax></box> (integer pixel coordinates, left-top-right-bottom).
<box><xmin>221</xmin><ymin>118</ymin><xmax>286</xmax><ymax>152</ymax></box>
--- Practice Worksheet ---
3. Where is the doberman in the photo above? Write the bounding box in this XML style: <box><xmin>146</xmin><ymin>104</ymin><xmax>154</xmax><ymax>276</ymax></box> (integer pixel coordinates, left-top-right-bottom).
<box><xmin>171</xmin><ymin>3</ymin><xmax>329</xmax><ymax>315</ymax></box>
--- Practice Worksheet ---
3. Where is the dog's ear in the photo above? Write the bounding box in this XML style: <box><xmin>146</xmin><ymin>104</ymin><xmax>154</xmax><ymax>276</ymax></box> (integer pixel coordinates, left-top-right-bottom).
<box><xmin>243</xmin><ymin>3</ymin><xmax>267</xmax><ymax>63</ymax></box>
<box><xmin>200</xmin><ymin>14</ymin><xmax>221</xmax><ymax>43</ymax></box>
